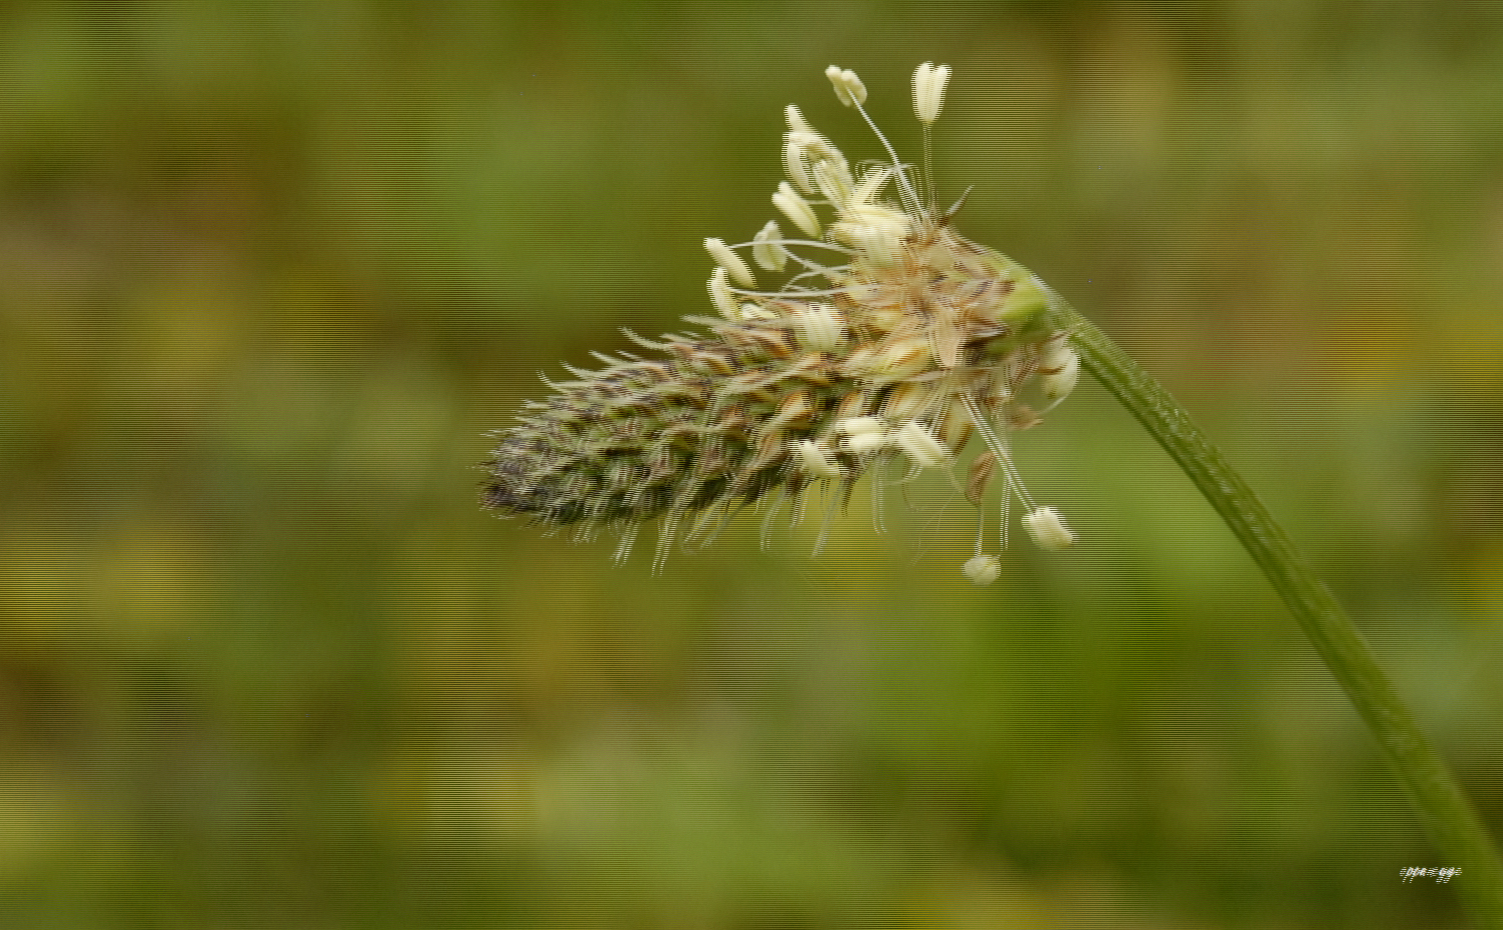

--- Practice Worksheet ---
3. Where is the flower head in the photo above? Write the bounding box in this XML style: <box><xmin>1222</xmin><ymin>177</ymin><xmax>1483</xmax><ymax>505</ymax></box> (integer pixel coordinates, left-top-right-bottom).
<box><xmin>484</xmin><ymin>64</ymin><xmax>1080</xmax><ymax>579</ymax></box>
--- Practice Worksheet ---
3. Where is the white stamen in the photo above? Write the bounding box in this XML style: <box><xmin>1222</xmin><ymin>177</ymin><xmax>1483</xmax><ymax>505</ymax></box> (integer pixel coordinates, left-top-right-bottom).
<box><xmin>835</xmin><ymin>416</ymin><xmax>885</xmax><ymax>436</ymax></box>
<box><xmin>824</xmin><ymin>65</ymin><xmax>867</xmax><ymax>107</ymax></box>
<box><xmin>740</xmin><ymin>302</ymin><xmax>776</xmax><ymax>321</ymax></box>
<box><xmin>845</xmin><ymin>224</ymin><xmax>902</xmax><ymax>265</ymax></box>
<box><xmin>707</xmin><ymin>266</ymin><xmax>739</xmax><ymax>320</ymax></box>
<box><xmin>912</xmin><ymin>62</ymin><xmax>952</xmax><ymax>124</ymax></box>
<box><xmin>783</xmin><ymin>138</ymin><xmax>816</xmax><ymax>194</ymax></box>
<box><xmin>849</xmin><ymin>164</ymin><xmax>893</xmax><ymax>206</ymax></box>
<box><xmin>812</xmin><ymin>159</ymin><xmax>855</xmax><ymax>209</ymax></box>
<box><xmin>705</xmin><ymin>237</ymin><xmax>755</xmax><ymax>287</ymax></box>
<box><xmin>962</xmin><ymin>554</ymin><xmax>1001</xmax><ymax>585</ymax></box>
<box><xmin>1024</xmin><ymin>507</ymin><xmax>1075</xmax><ymax>550</ymax></box>
<box><xmin>772</xmin><ymin>182</ymin><xmax>822</xmax><ymax>237</ymax></box>
<box><xmin>792</xmin><ymin>439</ymin><xmax>842</xmax><ymax>478</ymax></box>
<box><xmin>795</xmin><ymin>303</ymin><xmax>844</xmax><ymax>352</ymax></box>
<box><xmin>787</xmin><ymin>129</ymin><xmax>844</xmax><ymax>166</ymax></box>
<box><xmin>842</xmin><ymin>79</ymin><xmax>923</xmax><ymax>215</ymax></box>
<box><xmin>891</xmin><ymin>420</ymin><xmax>950</xmax><ymax>468</ymax></box>
<box><xmin>752</xmin><ymin>220</ymin><xmax>788</xmax><ymax>272</ymax></box>
<box><xmin>785</xmin><ymin>104</ymin><xmax>812</xmax><ymax>134</ymax></box>
<box><xmin>960</xmin><ymin>391</ymin><xmax>1037</xmax><ymax>512</ymax></box>
<box><xmin>842</xmin><ymin>430</ymin><xmax>888</xmax><ymax>456</ymax></box>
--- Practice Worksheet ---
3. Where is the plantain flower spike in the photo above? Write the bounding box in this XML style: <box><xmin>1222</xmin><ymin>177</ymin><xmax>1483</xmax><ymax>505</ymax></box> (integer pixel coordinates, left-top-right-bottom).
<box><xmin>484</xmin><ymin>64</ymin><xmax>1082</xmax><ymax>580</ymax></box>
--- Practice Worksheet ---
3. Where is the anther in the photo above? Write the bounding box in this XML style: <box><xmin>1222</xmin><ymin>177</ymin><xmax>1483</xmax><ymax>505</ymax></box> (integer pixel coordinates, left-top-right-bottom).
<box><xmin>825</xmin><ymin>65</ymin><xmax>868</xmax><ymax>107</ymax></box>
<box><xmin>705</xmin><ymin>237</ymin><xmax>755</xmax><ymax>287</ymax></box>
<box><xmin>892</xmin><ymin>420</ymin><xmax>951</xmax><ymax>468</ymax></box>
<box><xmin>783</xmin><ymin>138</ymin><xmax>816</xmax><ymax>194</ymax></box>
<box><xmin>1024</xmin><ymin>506</ymin><xmax>1075</xmax><ymax>550</ymax></box>
<box><xmin>834</xmin><ymin>416</ymin><xmax>885</xmax><ymax>437</ymax></box>
<box><xmin>792</xmin><ymin>439</ymin><xmax>843</xmax><ymax>479</ymax></box>
<box><xmin>752</xmin><ymin>220</ymin><xmax>788</xmax><ymax>272</ymax></box>
<box><xmin>773</xmin><ymin>182</ymin><xmax>822</xmax><ymax>237</ymax></box>
<box><xmin>962</xmin><ymin>554</ymin><xmax>1001</xmax><ymax>585</ymax></box>
<box><xmin>785</xmin><ymin>104</ymin><xmax>812</xmax><ymax>134</ymax></box>
<box><xmin>795</xmin><ymin>303</ymin><xmax>844</xmax><ymax>352</ymax></box>
<box><xmin>912</xmin><ymin>62</ymin><xmax>952</xmax><ymax>124</ymax></box>
<box><xmin>812</xmin><ymin>159</ymin><xmax>854</xmax><ymax>210</ymax></box>
<box><xmin>707</xmin><ymin>266</ymin><xmax>740</xmax><ymax>320</ymax></box>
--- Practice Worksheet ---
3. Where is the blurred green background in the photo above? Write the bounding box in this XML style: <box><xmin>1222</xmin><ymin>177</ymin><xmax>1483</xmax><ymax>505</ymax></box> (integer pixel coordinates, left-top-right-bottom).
<box><xmin>1</xmin><ymin>1</ymin><xmax>1501</xmax><ymax>927</ymax></box>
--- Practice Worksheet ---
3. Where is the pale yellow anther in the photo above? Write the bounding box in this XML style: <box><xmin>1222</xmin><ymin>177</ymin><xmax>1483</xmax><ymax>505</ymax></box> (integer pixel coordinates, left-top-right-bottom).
<box><xmin>962</xmin><ymin>554</ymin><xmax>1001</xmax><ymax>585</ymax></box>
<box><xmin>841</xmin><ymin>224</ymin><xmax>902</xmax><ymax>266</ymax></box>
<box><xmin>782</xmin><ymin>138</ymin><xmax>816</xmax><ymax>194</ymax></box>
<box><xmin>842</xmin><ymin>430</ymin><xmax>888</xmax><ymax>456</ymax></box>
<box><xmin>785</xmin><ymin>104</ymin><xmax>812</xmax><ymax>134</ymax></box>
<box><xmin>812</xmin><ymin>159</ymin><xmax>854</xmax><ymax>208</ymax></box>
<box><xmin>707</xmin><ymin>266</ymin><xmax>739</xmax><ymax>320</ymax></box>
<box><xmin>835</xmin><ymin>416</ymin><xmax>886</xmax><ymax>437</ymax></box>
<box><xmin>1024</xmin><ymin>507</ymin><xmax>1075</xmax><ymax>550</ymax></box>
<box><xmin>795</xmin><ymin>304</ymin><xmax>844</xmax><ymax>352</ymax></box>
<box><xmin>891</xmin><ymin>420</ymin><xmax>950</xmax><ymax>468</ymax></box>
<box><xmin>912</xmin><ymin>62</ymin><xmax>952</xmax><ymax>123</ymax></box>
<box><xmin>752</xmin><ymin>220</ymin><xmax>788</xmax><ymax>272</ymax></box>
<box><xmin>849</xmin><ymin>165</ymin><xmax>893</xmax><ymax>205</ymax></box>
<box><xmin>772</xmin><ymin>182</ymin><xmax>821</xmax><ymax>237</ymax></box>
<box><xmin>704</xmin><ymin>237</ymin><xmax>755</xmax><ymax>288</ymax></box>
<box><xmin>792</xmin><ymin>439</ymin><xmax>842</xmax><ymax>479</ymax></box>
<box><xmin>787</xmin><ymin>129</ymin><xmax>843</xmax><ymax>165</ymax></box>
<box><xmin>825</xmin><ymin>65</ymin><xmax>867</xmax><ymax>107</ymax></box>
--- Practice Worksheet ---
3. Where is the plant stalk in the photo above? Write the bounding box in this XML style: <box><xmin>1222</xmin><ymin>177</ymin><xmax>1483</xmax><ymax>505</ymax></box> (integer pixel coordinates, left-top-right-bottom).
<box><xmin>1049</xmin><ymin>295</ymin><xmax>1503</xmax><ymax>927</ymax></box>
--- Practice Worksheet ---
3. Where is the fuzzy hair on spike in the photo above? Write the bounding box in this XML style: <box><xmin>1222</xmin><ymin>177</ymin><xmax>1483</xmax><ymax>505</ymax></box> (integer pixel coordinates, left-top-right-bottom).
<box><xmin>483</xmin><ymin>64</ymin><xmax>1079</xmax><ymax>580</ymax></box>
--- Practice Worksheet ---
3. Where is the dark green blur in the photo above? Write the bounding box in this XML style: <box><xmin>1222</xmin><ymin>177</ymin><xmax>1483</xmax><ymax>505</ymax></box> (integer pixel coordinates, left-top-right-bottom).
<box><xmin>1</xmin><ymin>3</ymin><xmax>1500</xmax><ymax>927</ymax></box>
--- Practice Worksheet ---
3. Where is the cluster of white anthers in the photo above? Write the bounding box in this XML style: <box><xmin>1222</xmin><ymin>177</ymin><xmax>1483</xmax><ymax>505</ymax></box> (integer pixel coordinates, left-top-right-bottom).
<box><xmin>484</xmin><ymin>63</ymin><xmax>1081</xmax><ymax>582</ymax></box>
<box><xmin>696</xmin><ymin>63</ymin><xmax>1080</xmax><ymax>583</ymax></box>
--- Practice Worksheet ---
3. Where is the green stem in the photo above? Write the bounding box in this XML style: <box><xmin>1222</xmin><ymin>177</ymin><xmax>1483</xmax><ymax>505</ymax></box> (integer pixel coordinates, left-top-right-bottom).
<box><xmin>1049</xmin><ymin>295</ymin><xmax>1503</xmax><ymax>927</ymax></box>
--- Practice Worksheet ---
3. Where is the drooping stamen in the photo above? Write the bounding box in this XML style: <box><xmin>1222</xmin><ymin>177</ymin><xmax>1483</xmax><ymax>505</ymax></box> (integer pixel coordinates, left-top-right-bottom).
<box><xmin>1024</xmin><ymin>506</ymin><xmax>1075</xmax><ymax>550</ymax></box>
<box><xmin>850</xmin><ymin>100</ymin><xmax>923</xmax><ymax>217</ymax></box>
<box><xmin>960</xmin><ymin>391</ymin><xmax>1037</xmax><ymax>512</ymax></box>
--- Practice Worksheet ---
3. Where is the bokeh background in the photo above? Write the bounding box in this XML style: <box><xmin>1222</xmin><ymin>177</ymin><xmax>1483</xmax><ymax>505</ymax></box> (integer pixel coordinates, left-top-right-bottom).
<box><xmin>2</xmin><ymin>2</ymin><xmax>1501</xmax><ymax>927</ymax></box>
